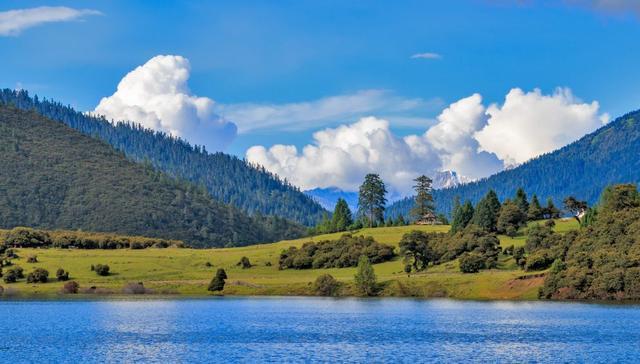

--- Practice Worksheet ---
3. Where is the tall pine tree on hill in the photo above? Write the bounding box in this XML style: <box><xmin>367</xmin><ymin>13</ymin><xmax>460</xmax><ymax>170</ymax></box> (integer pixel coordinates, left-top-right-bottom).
<box><xmin>410</xmin><ymin>175</ymin><xmax>435</xmax><ymax>221</ymax></box>
<box><xmin>358</xmin><ymin>174</ymin><xmax>387</xmax><ymax>228</ymax></box>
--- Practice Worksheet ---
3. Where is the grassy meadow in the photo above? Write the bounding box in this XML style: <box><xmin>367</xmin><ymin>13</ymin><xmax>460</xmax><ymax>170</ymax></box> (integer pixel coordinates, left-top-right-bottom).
<box><xmin>2</xmin><ymin>220</ymin><xmax>579</xmax><ymax>299</ymax></box>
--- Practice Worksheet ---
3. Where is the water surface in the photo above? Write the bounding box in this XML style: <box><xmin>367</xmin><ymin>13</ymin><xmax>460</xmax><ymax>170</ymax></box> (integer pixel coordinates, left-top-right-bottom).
<box><xmin>1</xmin><ymin>297</ymin><xmax>639</xmax><ymax>363</ymax></box>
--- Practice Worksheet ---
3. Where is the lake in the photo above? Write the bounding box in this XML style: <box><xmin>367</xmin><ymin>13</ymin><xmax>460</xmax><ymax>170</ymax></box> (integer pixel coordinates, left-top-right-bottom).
<box><xmin>1</xmin><ymin>297</ymin><xmax>639</xmax><ymax>363</ymax></box>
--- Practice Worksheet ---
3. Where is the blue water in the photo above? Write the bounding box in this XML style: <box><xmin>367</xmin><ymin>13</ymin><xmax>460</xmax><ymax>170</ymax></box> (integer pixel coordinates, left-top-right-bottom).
<box><xmin>1</xmin><ymin>298</ymin><xmax>639</xmax><ymax>363</ymax></box>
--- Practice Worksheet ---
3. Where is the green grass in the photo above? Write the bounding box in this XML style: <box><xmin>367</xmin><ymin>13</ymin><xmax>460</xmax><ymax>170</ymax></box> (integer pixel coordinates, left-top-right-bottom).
<box><xmin>3</xmin><ymin>222</ymin><xmax>570</xmax><ymax>300</ymax></box>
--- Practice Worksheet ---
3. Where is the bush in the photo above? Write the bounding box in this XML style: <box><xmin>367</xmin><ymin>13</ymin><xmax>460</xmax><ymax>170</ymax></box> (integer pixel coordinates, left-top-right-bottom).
<box><xmin>459</xmin><ymin>253</ymin><xmax>485</xmax><ymax>273</ymax></box>
<box><xmin>4</xmin><ymin>227</ymin><xmax>51</xmax><ymax>247</ymax></box>
<box><xmin>238</xmin><ymin>257</ymin><xmax>251</xmax><ymax>269</ymax></box>
<box><xmin>122</xmin><ymin>282</ymin><xmax>148</xmax><ymax>294</ymax></box>
<box><xmin>204</xmin><ymin>262</ymin><xmax>213</xmax><ymax>267</ymax></box>
<box><xmin>56</xmin><ymin>268</ymin><xmax>69</xmax><ymax>281</ymax></box>
<box><xmin>279</xmin><ymin>234</ymin><xmax>396</xmax><ymax>270</ymax></box>
<box><xmin>62</xmin><ymin>281</ymin><xmax>79</xmax><ymax>294</ymax></box>
<box><xmin>313</xmin><ymin>274</ymin><xmax>340</xmax><ymax>296</ymax></box>
<box><xmin>26</xmin><ymin>268</ymin><xmax>49</xmax><ymax>283</ymax></box>
<box><xmin>94</xmin><ymin>264</ymin><xmax>110</xmax><ymax>276</ymax></box>
<box><xmin>524</xmin><ymin>250</ymin><xmax>555</xmax><ymax>271</ymax></box>
<box><xmin>208</xmin><ymin>269</ymin><xmax>227</xmax><ymax>292</ymax></box>
<box><xmin>265</xmin><ymin>261</ymin><xmax>272</xmax><ymax>267</ymax></box>
<box><xmin>3</xmin><ymin>268</ymin><xmax>18</xmax><ymax>283</ymax></box>
<box><xmin>26</xmin><ymin>255</ymin><xmax>38</xmax><ymax>263</ymax></box>
<box><xmin>354</xmin><ymin>256</ymin><xmax>377</xmax><ymax>296</ymax></box>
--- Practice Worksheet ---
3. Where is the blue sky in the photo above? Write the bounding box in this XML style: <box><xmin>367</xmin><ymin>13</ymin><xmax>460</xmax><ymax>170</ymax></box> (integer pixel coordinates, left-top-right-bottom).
<box><xmin>2</xmin><ymin>0</ymin><xmax>640</xmax><ymax>193</ymax></box>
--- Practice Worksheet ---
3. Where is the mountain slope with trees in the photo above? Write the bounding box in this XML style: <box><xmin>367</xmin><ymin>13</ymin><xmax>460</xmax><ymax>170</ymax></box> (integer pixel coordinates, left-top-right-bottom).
<box><xmin>0</xmin><ymin>89</ymin><xmax>326</xmax><ymax>226</ymax></box>
<box><xmin>387</xmin><ymin>108</ymin><xmax>640</xmax><ymax>219</ymax></box>
<box><xmin>0</xmin><ymin>105</ymin><xmax>305</xmax><ymax>247</ymax></box>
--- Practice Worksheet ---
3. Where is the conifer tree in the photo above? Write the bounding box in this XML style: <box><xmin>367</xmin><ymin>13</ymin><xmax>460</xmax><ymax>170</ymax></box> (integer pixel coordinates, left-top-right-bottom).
<box><xmin>357</xmin><ymin>174</ymin><xmax>387</xmax><ymax>228</ymax></box>
<box><xmin>410</xmin><ymin>175</ymin><xmax>435</xmax><ymax>221</ymax></box>
<box><xmin>472</xmin><ymin>190</ymin><xmax>501</xmax><ymax>232</ymax></box>
<box><xmin>451</xmin><ymin>200</ymin><xmax>474</xmax><ymax>233</ymax></box>
<box><xmin>331</xmin><ymin>198</ymin><xmax>353</xmax><ymax>232</ymax></box>
<box><xmin>528</xmin><ymin>194</ymin><xmax>543</xmax><ymax>221</ymax></box>
<box><xmin>514</xmin><ymin>188</ymin><xmax>529</xmax><ymax>215</ymax></box>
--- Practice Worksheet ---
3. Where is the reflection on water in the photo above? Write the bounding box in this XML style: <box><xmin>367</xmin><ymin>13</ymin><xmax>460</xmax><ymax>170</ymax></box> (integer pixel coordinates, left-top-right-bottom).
<box><xmin>0</xmin><ymin>297</ymin><xmax>639</xmax><ymax>362</ymax></box>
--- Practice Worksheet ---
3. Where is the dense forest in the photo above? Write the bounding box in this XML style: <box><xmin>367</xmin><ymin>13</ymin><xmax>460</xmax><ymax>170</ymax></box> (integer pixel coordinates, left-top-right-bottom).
<box><xmin>387</xmin><ymin>109</ymin><xmax>640</xmax><ymax>219</ymax></box>
<box><xmin>0</xmin><ymin>105</ymin><xmax>305</xmax><ymax>247</ymax></box>
<box><xmin>0</xmin><ymin>89</ymin><xmax>326</xmax><ymax>226</ymax></box>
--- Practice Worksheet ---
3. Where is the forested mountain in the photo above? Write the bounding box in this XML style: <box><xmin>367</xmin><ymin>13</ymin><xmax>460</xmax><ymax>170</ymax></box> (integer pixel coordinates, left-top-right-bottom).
<box><xmin>0</xmin><ymin>89</ymin><xmax>326</xmax><ymax>226</ymax></box>
<box><xmin>0</xmin><ymin>105</ymin><xmax>305</xmax><ymax>247</ymax></box>
<box><xmin>387</xmin><ymin>109</ymin><xmax>640</xmax><ymax>219</ymax></box>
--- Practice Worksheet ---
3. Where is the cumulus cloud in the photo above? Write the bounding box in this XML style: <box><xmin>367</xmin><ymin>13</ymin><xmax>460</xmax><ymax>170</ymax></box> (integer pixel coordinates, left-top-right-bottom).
<box><xmin>0</xmin><ymin>6</ymin><xmax>101</xmax><ymax>36</ymax></box>
<box><xmin>94</xmin><ymin>55</ymin><xmax>237</xmax><ymax>152</ymax></box>
<box><xmin>475</xmin><ymin>88</ymin><xmax>608</xmax><ymax>165</ymax></box>
<box><xmin>411</xmin><ymin>52</ymin><xmax>442</xmax><ymax>60</ymax></box>
<box><xmin>247</xmin><ymin>88</ymin><xmax>608</xmax><ymax>195</ymax></box>
<box><xmin>246</xmin><ymin>117</ymin><xmax>441</xmax><ymax>193</ymax></box>
<box><xmin>215</xmin><ymin>89</ymin><xmax>441</xmax><ymax>133</ymax></box>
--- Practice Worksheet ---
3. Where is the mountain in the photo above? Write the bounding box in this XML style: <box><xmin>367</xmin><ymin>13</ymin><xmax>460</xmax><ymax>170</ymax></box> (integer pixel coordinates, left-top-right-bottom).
<box><xmin>305</xmin><ymin>188</ymin><xmax>359</xmax><ymax>212</ymax></box>
<box><xmin>0</xmin><ymin>104</ymin><xmax>305</xmax><ymax>247</ymax></box>
<box><xmin>0</xmin><ymin>89</ymin><xmax>326</xmax><ymax>226</ymax></box>
<box><xmin>387</xmin><ymin>109</ymin><xmax>640</xmax><ymax>219</ymax></box>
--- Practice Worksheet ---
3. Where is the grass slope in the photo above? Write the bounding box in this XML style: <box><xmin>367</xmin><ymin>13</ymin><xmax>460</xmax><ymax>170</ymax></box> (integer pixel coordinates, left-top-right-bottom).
<box><xmin>4</xmin><ymin>221</ymin><xmax>578</xmax><ymax>299</ymax></box>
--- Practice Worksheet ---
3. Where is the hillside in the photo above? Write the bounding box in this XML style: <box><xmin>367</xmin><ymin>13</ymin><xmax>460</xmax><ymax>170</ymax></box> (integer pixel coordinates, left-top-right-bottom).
<box><xmin>387</xmin><ymin>109</ymin><xmax>640</xmax><ymax>218</ymax></box>
<box><xmin>0</xmin><ymin>89</ymin><xmax>326</xmax><ymax>226</ymax></box>
<box><xmin>0</xmin><ymin>105</ymin><xmax>305</xmax><ymax>247</ymax></box>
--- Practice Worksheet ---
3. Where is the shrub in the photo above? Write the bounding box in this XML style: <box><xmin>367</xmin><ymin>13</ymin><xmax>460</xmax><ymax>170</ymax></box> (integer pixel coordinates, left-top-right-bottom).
<box><xmin>459</xmin><ymin>253</ymin><xmax>485</xmax><ymax>273</ymax></box>
<box><xmin>94</xmin><ymin>264</ymin><xmax>110</xmax><ymax>276</ymax></box>
<box><xmin>314</xmin><ymin>274</ymin><xmax>339</xmax><ymax>296</ymax></box>
<box><xmin>2</xmin><ymin>269</ymin><xmax>17</xmax><ymax>283</ymax></box>
<box><xmin>208</xmin><ymin>269</ymin><xmax>227</xmax><ymax>292</ymax></box>
<box><xmin>354</xmin><ymin>256</ymin><xmax>377</xmax><ymax>296</ymax></box>
<box><xmin>62</xmin><ymin>281</ymin><xmax>79</xmax><ymax>294</ymax></box>
<box><xmin>122</xmin><ymin>282</ymin><xmax>148</xmax><ymax>294</ymax></box>
<box><xmin>265</xmin><ymin>261</ymin><xmax>272</xmax><ymax>267</ymax></box>
<box><xmin>26</xmin><ymin>255</ymin><xmax>38</xmax><ymax>263</ymax></box>
<box><xmin>4</xmin><ymin>227</ymin><xmax>51</xmax><ymax>247</ymax></box>
<box><xmin>12</xmin><ymin>266</ymin><xmax>24</xmax><ymax>279</ymax></box>
<box><xmin>204</xmin><ymin>262</ymin><xmax>213</xmax><ymax>267</ymax></box>
<box><xmin>280</xmin><ymin>234</ymin><xmax>396</xmax><ymax>270</ymax></box>
<box><xmin>56</xmin><ymin>268</ymin><xmax>69</xmax><ymax>281</ymax></box>
<box><xmin>524</xmin><ymin>250</ymin><xmax>555</xmax><ymax>271</ymax></box>
<box><xmin>238</xmin><ymin>257</ymin><xmax>251</xmax><ymax>269</ymax></box>
<box><xmin>26</xmin><ymin>268</ymin><xmax>49</xmax><ymax>283</ymax></box>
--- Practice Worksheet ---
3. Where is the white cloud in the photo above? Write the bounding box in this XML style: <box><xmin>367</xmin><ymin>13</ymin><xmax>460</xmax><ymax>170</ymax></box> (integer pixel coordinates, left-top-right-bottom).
<box><xmin>215</xmin><ymin>89</ymin><xmax>441</xmax><ymax>133</ymax></box>
<box><xmin>411</xmin><ymin>52</ymin><xmax>442</xmax><ymax>60</ymax></box>
<box><xmin>0</xmin><ymin>6</ymin><xmax>101</xmax><ymax>36</ymax></box>
<box><xmin>246</xmin><ymin>117</ymin><xmax>441</xmax><ymax>194</ymax></box>
<box><xmin>94</xmin><ymin>55</ymin><xmax>237</xmax><ymax>152</ymax></box>
<box><xmin>247</xmin><ymin>88</ymin><xmax>607</xmax><ymax>195</ymax></box>
<box><xmin>475</xmin><ymin>88</ymin><xmax>608</xmax><ymax>165</ymax></box>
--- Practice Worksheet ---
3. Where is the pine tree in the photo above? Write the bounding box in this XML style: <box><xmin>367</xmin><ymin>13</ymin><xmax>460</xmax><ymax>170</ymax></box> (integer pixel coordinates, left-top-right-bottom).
<box><xmin>357</xmin><ymin>174</ymin><xmax>387</xmax><ymax>228</ymax></box>
<box><xmin>410</xmin><ymin>175</ymin><xmax>434</xmax><ymax>221</ymax></box>
<box><xmin>514</xmin><ymin>188</ymin><xmax>529</xmax><ymax>215</ymax></box>
<box><xmin>544</xmin><ymin>198</ymin><xmax>561</xmax><ymax>219</ymax></box>
<box><xmin>451</xmin><ymin>200</ymin><xmax>474</xmax><ymax>233</ymax></box>
<box><xmin>472</xmin><ymin>190</ymin><xmax>501</xmax><ymax>232</ymax></box>
<box><xmin>331</xmin><ymin>198</ymin><xmax>353</xmax><ymax>232</ymax></box>
<box><xmin>354</xmin><ymin>255</ymin><xmax>377</xmax><ymax>296</ymax></box>
<box><xmin>527</xmin><ymin>194</ymin><xmax>543</xmax><ymax>221</ymax></box>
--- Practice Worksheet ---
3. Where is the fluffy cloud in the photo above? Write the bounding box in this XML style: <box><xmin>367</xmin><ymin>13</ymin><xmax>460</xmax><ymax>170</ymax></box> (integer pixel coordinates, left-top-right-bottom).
<box><xmin>94</xmin><ymin>55</ymin><xmax>237</xmax><ymax>152</ymax></box>
<box><xmin>247</xmin><ymin>117</ymin><xmax>441</xmax><ymax>193</ymax></box>
<box><xmin>475</xmin><ymin>88</ymin><xmax>608</xmax><ymax>165</ymax></box>
<box><xmin>247</xmin><ymin>88</ymin><xmax>608</xmax><ymax>195</ymax></box>
<box><xmin>215</xmin><ymin>89</ymin><xmax>440</xmax><ymax>133</ymax></box>
<box><xmin>0</xmin><ymin>6</ymin><xmax>101</xmax><ymax>36</ymax></box>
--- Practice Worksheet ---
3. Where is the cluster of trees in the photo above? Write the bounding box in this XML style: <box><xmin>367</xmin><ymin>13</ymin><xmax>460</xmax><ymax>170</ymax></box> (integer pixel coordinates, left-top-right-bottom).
<box><xmin>537</xmin><ymin>184</ymin><xmax>640</xmax><ymax>300</ymax></box>
<box><xmin>0</xmin><ymin>227</ymin><xmax>184</xmax><ymax>250</ymax></box>
<box><xmin>399</xmin><ymin>226</ymin><xmax>501</xmax><ymax>274</ymax></box>
<box><xmin>387</xmin><ymin>110</ymin><xmax>640</xmax><ymax>219</ymax></box>
<box><xmin>0</xmin><ymin>89</ymin><xmax>325</xmax><ymax>226</ymax></box>
<box><xmin>450</xmin><ymin>188</ymin><xmax>562</xmax><ymax>236</ymax></box>
<box><xmin>0</xmin><ymin>104</ymin><xmax>306</xmax><ymax>248</ymax></box>
<box><xmin>313</xmin><ymin>174</ymin><xmax>443</xmax><ymax>234</ymax></box>
<box><xmin>279</xmin><ymin>234</ymin><xmax>396</xmax><ymax>270</ymax></box>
